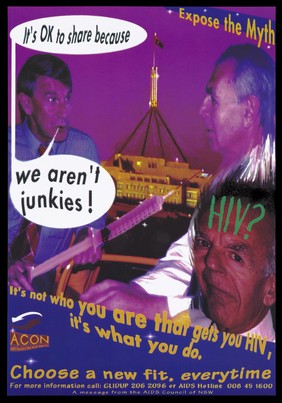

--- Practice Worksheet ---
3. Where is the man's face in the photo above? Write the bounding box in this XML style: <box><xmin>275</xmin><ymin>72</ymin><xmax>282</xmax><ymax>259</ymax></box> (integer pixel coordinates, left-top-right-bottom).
<box><xmin>193</xmin><ymin>197</ymin><xmax>275</xmax><ymax>334</ymax></box>
<box><xmin>21</xmin><ymin>75</ymin><xmax>72</xmax><ymax>143</ymax></box>
<box><xmin>199</xmin><ymin>59</ymin><xmax>249</xmax><ymax>158</ymax></box>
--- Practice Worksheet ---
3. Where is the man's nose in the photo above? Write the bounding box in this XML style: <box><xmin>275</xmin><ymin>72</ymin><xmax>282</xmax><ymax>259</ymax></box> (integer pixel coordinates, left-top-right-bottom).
<box><xmin>199</xmin><ymin>96</ymin><xmax>210</xmax><ymax>118</ymax></box>
<box><xmin>57</xmin><ymin>100</ymin><xmax>71</xmax><ymax>117</ymax></box>
<box><xmin>205</xmin><ymin>246</ymin><xmax>223</xmax><ymax>272</ymax></box>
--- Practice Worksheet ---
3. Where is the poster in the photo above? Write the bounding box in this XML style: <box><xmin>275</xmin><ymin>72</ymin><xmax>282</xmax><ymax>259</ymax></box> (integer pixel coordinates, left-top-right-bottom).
<box><xmin>7</xmin><ymin>5</ymin><xmax>276</xmax><ymax>397</ymax></box>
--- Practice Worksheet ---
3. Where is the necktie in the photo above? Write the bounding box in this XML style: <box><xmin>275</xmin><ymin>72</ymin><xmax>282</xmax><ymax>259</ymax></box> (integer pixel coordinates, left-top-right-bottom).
<box><xmin>10</xmin><ymin>218</ymin><xmax>41</xmax><ymax>262</ymax></box>
<box><xmin>9</xmin><ymin>145</ymin><xmax>46</xmax><ymax>262</ymax></box>
<box><xmin>38</xmin><ymin>144</ymin><xmax>47</xmax><ymax>156</ymax></box>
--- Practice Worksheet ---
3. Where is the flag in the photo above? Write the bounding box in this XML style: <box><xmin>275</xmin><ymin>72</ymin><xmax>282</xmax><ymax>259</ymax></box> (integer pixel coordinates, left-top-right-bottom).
<box><xmin>154</xmin><ymin>33</ymin><xmax>164</xmax><ymax>48</ymax></box>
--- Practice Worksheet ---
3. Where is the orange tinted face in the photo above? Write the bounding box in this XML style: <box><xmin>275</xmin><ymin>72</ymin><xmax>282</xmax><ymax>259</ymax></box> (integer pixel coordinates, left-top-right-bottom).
<box><xmin>193</xmin><ymin>197</ymin><xmax>275</xmax><ymax>334</ymax></box>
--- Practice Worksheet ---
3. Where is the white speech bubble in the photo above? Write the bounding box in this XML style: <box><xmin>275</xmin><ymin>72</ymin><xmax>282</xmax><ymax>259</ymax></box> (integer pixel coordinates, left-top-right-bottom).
<box><xmin>10</xmin><ymin>153</ymin><xmax>116</xmax><ymax>228</ymax></box>
<box><xmin>10</xmin><ymin>15</ymin><xmax>147</xmax><ymax>54</ymax></box>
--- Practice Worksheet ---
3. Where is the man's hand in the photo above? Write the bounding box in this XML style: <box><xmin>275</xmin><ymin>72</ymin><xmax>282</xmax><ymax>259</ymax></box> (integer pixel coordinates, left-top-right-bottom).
<box><xmin>73</xmin><ymin>227</ymin><xmax>102</xmax><ymax>266</ymax></box>
<box><xmin>8</xmin><ymin>260</ymin><xmax>34</xmax><ymax>291</ymax></box>
<box><xmin>80</xmin><ymin>280</ymin><xmax>169</xmax><ymax>320</ymax></box>
<box><xmin>61</xmin><ymin>227</ymin><xmax>102</xmax><ymax>268</ymax></box>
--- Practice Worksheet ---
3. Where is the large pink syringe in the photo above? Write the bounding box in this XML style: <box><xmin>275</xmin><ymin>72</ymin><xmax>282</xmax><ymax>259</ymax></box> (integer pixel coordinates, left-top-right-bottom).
<box><xmin>28</xmin><ymin>191</ymin><xmax>175</xmax><ymax>282</ymax></box>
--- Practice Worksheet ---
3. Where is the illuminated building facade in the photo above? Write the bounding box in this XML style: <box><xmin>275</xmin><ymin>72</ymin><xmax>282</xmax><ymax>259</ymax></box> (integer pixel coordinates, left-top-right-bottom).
<box><xmin>102</xmin><ymin>154</ymin><xmax>211</xmax><ymax>209</ymax></box>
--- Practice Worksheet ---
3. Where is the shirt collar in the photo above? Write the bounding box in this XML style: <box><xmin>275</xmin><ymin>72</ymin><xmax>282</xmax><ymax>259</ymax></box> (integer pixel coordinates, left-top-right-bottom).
<box><xmin>23</xmin><ymin>119</ymin><xmax>57</xmax><ymax>156</ymax></box>
<box><xmin>23</xmin><ymin>119</ymin><xmax>42</xmax><ymax>157</ymax></box>
<box><xmin>190</xmin><ymin>309</ymin><xmax>275</xmax><ymax>343</ymax></box>
<box><xmin>241</xmin><ymin>311</ymin><xmax>275</xmax><ymax>342</ymax></box>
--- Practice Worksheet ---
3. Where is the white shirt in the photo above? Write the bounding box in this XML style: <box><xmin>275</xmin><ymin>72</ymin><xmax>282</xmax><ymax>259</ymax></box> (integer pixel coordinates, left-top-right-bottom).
<box><xmin>133</xmin><ymin>232</ymin><xmax>193</xmax><ymax>316</ymax></box>
<box><xmin>189</xmin><ymin>309</ymin><xmax>275</xmax><ymax>342</ymax></box>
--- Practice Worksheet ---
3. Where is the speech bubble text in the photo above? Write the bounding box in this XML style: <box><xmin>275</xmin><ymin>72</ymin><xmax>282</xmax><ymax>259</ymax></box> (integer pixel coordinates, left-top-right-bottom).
<box><xmin>10</xmin><ymin>154</ymin><xmax>116</xmax><ymax>228</ymax></box>
<box><xmin>10</xmin><ymin>15</ymin><xmax>147</xmax><ymax>54</ymax></box>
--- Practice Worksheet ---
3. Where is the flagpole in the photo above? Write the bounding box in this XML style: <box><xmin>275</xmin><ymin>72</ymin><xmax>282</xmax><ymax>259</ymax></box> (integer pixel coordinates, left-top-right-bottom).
<box><xmin>153</xmin><ymin>32</ymin><xmax>156</xmax><ymax>67</ymax></box>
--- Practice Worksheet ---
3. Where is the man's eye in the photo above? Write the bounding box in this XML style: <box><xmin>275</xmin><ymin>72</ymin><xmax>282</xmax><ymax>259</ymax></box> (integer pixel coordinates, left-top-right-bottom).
<box><xmin>48</xmin><ymin>96</ymin><xmax>57</xmax><ymax>103</ymax></box>
<box><xmin>195</xmin><ymin>238</ymin><xmax>210</xmax><ymax>248</ymax></box>
<box><xmin>211</xmin><ymin>96</ymin><xmax>217</xmax><ymax>105</ymax></box>
<box><xmin>231</xmin><ymin>253</ymin><xmax>243</xmax><ymax>263</ymax></box>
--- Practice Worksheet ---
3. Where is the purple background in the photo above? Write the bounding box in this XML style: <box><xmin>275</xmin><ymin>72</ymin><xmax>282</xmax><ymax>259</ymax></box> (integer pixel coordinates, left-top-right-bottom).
<box><xmin>8</xmin><ymin>6</ymin><xmax>276</xmax><ymax>173</ymax></box>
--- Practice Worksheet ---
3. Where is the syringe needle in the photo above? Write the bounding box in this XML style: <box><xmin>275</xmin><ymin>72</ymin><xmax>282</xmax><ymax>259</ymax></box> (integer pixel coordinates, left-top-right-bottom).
<box><xmin>163</xmin><ymin>189</ymin><xmax>177</xmax><ymax>200</ymax></box>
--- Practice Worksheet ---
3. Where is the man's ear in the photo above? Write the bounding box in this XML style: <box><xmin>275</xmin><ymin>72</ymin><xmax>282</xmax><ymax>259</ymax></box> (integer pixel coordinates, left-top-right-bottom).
<box><xmin>263</xmin><ymin>273</ymin><xmax>276</xmax><ymax>307</ymax></box>
<box><xmin>18</xmin><ymin>93</ymin><xmax>33</xmax><ymax>116</ymax></box>
<box><xmin>243</xmin><ymin>95</ymin><xmax>260</xmax><ymax>129</ymax></box>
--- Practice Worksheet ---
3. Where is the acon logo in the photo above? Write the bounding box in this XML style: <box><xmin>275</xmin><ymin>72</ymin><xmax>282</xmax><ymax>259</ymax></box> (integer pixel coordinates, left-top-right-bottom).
<box><xmin>10</xmin><ymin>312</ymin><xmax>50</xmax><ymax>351</ymax></box>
